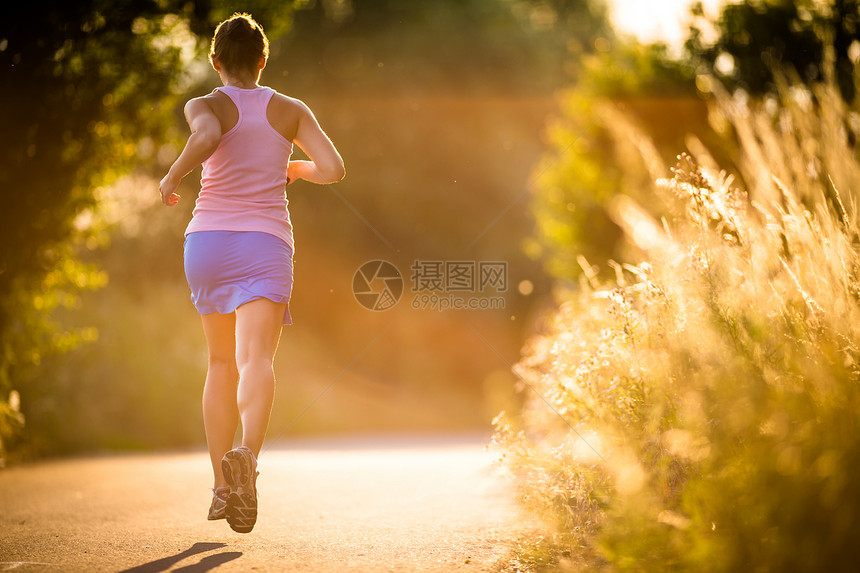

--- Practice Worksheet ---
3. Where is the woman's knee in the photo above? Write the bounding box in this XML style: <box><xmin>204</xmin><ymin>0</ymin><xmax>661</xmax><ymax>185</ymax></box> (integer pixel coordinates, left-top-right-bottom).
<box><xmin>236</xmin><ymin>354</ymin><xmax>274</xmax><ymax>374</ymax></box>
<box><xmin>208</xmin><ymin>355</ymin><xmax>240</xmax><ymax>380</ymax></box>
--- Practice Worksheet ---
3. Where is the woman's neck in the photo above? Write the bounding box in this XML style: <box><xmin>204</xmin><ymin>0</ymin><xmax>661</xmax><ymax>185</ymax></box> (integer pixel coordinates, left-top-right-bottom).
<box><xmin>223</xmin><ymin>78</ymin><xmax>258</xmax><ymax>89</ymax></box>
<box><xmin>220</xmin><ymin>70</ymin><xmax>260</xmax><ymax>89</ymax></box>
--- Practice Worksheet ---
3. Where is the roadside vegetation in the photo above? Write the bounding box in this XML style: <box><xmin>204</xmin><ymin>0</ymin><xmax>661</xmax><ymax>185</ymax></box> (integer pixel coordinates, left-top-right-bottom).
<box><xmin>495</xmin><ymin>1</ymin><xmax>860</xmax><ymax>569</ymax></box>
<box><xmin>495</xmin><ymin>48</ymin><xmax>860</xmax><ymax>573</ymax></box>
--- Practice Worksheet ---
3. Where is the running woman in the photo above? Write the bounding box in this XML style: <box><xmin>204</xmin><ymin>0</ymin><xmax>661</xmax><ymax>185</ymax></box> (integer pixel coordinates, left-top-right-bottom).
<box><xmin>158</xmin><ymin>12</ymin><xmax>345</xmax><ymax>533</ymax></box>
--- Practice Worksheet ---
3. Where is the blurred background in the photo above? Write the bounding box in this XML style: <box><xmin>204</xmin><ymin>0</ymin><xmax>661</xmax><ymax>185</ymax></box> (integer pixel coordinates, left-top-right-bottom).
<box><xmin>2</xmin><ymin>0</ymin><xmax>855</xmax><ymax>459</ymax></box>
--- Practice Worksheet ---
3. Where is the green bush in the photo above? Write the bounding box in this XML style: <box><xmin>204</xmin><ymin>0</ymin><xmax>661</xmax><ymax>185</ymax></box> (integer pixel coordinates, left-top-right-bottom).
<box><xmin>494</xmin><ymin>78</ymin><xmax>860</xmax><ymax>571</ymax></box>
<box><xmin>523</xmin><ymin>40</ymin><xmax>707</xmax><ymax>281</ymax></box>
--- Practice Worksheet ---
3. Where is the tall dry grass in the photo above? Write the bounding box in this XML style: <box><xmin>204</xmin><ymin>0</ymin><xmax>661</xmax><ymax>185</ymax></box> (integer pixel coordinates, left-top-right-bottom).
<box><xmin>494</xmin><ymin>76</ymin><xmax>860</xmax><ymax>571</ymax></box>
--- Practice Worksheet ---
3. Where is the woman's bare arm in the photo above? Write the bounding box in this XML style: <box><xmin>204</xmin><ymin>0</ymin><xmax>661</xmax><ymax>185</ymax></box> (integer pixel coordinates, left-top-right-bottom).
<box><xmin>287</xmin><ymin>101</ymin><xmax>345</xmax><ymax>185</ymax></box>
<box><xmin>159</xmin><ymin>98</ymin><xmax>222</xmax><ymax>206</ymax></box>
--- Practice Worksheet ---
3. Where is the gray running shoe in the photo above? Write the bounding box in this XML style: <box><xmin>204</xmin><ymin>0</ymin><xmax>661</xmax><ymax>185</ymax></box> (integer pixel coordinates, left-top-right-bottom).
<box><xmin>221</xmin><ymin>446</ymin><xmax>259</xmax><ymax>533</ymax></box>
<box><xmin>208</xmin><ymin>486</ymin><xmax>230</xmax><ymax>520</ymax></box>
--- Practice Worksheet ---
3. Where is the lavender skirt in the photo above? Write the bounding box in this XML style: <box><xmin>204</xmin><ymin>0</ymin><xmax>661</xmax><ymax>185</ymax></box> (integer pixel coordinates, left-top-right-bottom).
<box><xmin>184</xmin><ymin>231</ymin><xmax>293</xmax><ymax>325</ymax></box>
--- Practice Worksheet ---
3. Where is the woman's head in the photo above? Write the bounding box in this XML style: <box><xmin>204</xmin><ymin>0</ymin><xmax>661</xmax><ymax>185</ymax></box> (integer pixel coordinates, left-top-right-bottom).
<box><xmin>209</xmin><ymin>13</ymin><xmax>269</xmax><ymax>76</ymax></box>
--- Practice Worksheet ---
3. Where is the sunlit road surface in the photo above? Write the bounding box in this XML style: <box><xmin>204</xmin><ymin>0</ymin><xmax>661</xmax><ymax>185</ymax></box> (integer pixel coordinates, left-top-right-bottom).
<box><xmin>0</xmin><ymin>434</ymin><xmax>531</xmax><ymax>572</ymax></box>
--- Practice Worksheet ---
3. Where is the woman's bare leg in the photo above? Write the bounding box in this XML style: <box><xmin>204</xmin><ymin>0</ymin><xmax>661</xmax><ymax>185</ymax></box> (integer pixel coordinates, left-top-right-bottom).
<box><xmin>200</xmin><ymin>311</ymin><xmax>240</xmax><ymax>489</ymax></box>
<box><xmin>235</xmin><ymin>298</ymin><xmax>286</xmax><ymax>457</ymax></box>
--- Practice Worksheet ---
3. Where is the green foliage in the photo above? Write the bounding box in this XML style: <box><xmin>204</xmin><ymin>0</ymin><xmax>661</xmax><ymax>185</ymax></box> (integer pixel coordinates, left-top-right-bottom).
<box><xmin>16</xmin><ymin>277</ymin><xmax>206</xmax><ymax>455</ymax></box>
<box><xmin>686</xmin><ymin>0</ymin><xmax>859</xmax><ymax>103</ymax></box>
<box><xmin>495</xmin><ymin>79</ymin><xmax>860</xmax><ymax>571</ymax></box>
<box><xmin>279</xmin><ymin>0</ymin><xmax>613</xmax><ymax>97</ymax></box>
<box><xmin>0</xmin><ymin>0</ymin><xmax>201</xmax><ymax>459</ymax></box>
<box><xmin>529</xmin><ymin>0</ymin><xmax>860</xmax><ymax>283</ymax></box>
<box><xmin>524</xmin><ymin>40</ymin><xmax>703</xmax><ymax>280</ymax></box>
<box><xmin>0</xmin><ymin>247</ymin><xmax>106</xmax><ymax>458</ymax></box>
<box><xmin>1</xmin><ymin>1</ymin><xmax>199</xmax><ymax>294</ymax></box>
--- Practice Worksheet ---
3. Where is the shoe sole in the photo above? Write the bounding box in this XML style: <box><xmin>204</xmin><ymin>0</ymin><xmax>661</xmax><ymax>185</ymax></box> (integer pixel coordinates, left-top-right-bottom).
<box><xmin>222</xmin><ymin>449</ymin><xmax>257</xmax><ymax>533</ymax></box>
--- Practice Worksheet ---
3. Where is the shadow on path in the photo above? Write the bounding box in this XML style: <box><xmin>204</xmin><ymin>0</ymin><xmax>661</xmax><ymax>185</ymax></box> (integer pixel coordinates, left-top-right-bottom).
<box><xmin>119</xmin><ymin>542</ymin><xmax>241</xmax><ymax>573</ymax></box>
<box><xmin>171</xmin><ymin>552</ymin><xmax>242</xmax><ymax>572</ymax></box>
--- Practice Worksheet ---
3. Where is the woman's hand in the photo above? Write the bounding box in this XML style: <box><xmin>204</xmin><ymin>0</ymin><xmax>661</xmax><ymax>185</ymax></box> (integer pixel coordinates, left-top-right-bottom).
<box><xmin>159</xmin><ymin>173</ymin><xmax>181</xmax><ymax>206</ymax></box>
<box><xmin>286</xmin><ymin>161</ymin><xmax>299</xmax><ymax>185</ymax></box>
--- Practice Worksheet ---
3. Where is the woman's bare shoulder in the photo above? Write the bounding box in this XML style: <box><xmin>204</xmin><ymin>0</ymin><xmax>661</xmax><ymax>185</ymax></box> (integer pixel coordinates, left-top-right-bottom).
<box><xmin>189</xmin><ymin>91</ymin><xmax>237</xmax><ymax>133</ymax></box>
<box><xmin>267</xmin><ymin>91</ymin><xmax>313</xmax><ymax>140</ymax></box>
<box><xmin>269</xmin><ymin>91</ymin><xmax>312</xmax><ymax>115</ymax></box>
<box><xmin>182</xmin><ymin>94</ymin><xmax>218</xmax><ymax>124</ymax></box>
<box><xmin>188</xmin><ymin>91</ymin><xmax>225</xmax><ymax>107</ymax></box>
<box><xmin>184</xmin><ymin>91</ymin><xmax>234</xmax><ymax>118</ymax></box>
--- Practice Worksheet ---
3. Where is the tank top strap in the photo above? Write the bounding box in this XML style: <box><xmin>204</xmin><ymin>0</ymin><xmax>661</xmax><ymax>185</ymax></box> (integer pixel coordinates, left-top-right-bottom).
<box><xmin>212</xmin><ymin>86</ymin><xmax>244</xmax><ymax>124</ymax></box>
<box><xmin>212</xmin><ymin>86</ymin><xmax>275</xmax><ymax>120</ymax></box>
<box><xmin>247</xmin><ymin>86</ymin><xmax>275</xmax><ymax>119</ymax></box>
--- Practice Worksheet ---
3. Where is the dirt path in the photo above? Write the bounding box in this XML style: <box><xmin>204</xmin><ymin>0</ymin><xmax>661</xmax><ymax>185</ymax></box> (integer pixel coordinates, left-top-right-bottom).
<box><xmin>0</xmin><ymin>434</ymin><xmax>528</xmax><ymax>572</ymax></box>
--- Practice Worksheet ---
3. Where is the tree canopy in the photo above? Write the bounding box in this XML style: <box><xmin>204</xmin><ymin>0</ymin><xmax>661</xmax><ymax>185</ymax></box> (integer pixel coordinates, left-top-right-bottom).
<box><xmin>686</xmin><ymin>0</ymin><xmax>859</xmax><ymax>102</ymax></box>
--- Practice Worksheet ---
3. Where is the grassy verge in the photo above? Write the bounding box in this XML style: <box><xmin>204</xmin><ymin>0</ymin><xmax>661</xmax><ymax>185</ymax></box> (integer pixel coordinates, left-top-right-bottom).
<box><xmin>494</xmin><ymin>78</ymin><xmax>860</xmax><ymax>571</ymax></box>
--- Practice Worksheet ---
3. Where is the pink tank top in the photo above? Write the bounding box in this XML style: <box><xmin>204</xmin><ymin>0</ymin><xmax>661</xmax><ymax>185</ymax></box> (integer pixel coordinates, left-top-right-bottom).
<box><xmin>185</xmin><ymin>85</ymin><xmax>294</xmax><ymax>251</ymax></box>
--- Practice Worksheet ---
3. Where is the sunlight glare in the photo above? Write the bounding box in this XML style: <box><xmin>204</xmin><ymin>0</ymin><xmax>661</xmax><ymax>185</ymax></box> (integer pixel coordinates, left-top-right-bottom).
<box><xmin>608</xmin><ymin>0</ymin><xmax>725</xmax><ymax>48</ymax></box>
